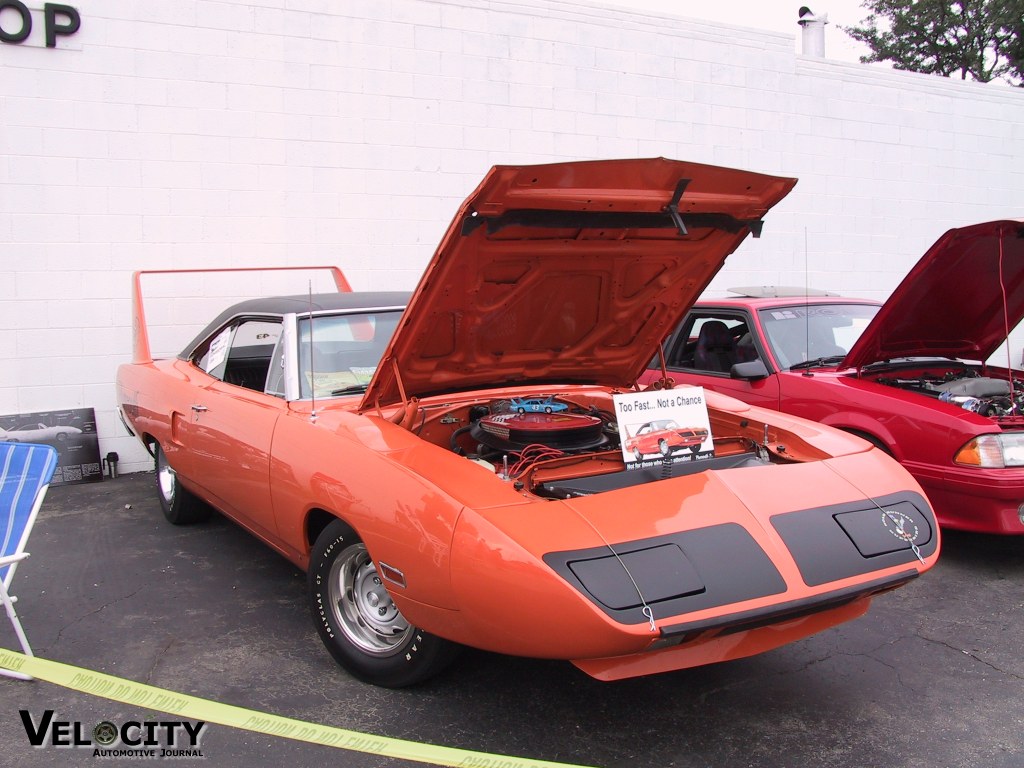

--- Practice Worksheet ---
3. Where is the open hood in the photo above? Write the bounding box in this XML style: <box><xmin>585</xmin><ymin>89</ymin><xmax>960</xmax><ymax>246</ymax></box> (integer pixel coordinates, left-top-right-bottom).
<box><xmin>844</xmin><ymin>220</ymin><xmax>1024</xmax><ymax>370</ymax></box>
<box><xmin>362</xmin><ymin>158</ymin><xmax>796</xmax><ymax>409</ymax></box>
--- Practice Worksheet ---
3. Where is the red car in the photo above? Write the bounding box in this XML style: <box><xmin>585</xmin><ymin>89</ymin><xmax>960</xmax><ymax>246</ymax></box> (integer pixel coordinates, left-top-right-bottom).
<box><xmin>642</xmin><ymin>220</ymin><xmax>1024</xmax><ymax>534</ymax></box>
<box><xmin>624</xmin><ymin>420</ymin><xmax>709</xmax><ymax>459</ymax></box>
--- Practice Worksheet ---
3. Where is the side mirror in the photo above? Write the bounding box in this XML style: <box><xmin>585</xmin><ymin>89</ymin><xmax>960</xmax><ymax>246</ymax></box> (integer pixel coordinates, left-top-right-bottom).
<box><xmin>731</xmin><ymin>359</ymin><xmax>770</xmax><ymax>381</ymax></box>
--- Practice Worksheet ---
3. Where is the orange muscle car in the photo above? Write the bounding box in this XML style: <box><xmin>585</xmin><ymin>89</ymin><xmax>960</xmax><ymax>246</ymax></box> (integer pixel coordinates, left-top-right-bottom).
<box><xmin>116</xmin><ymin>158</ymin><xmax>939</xmax><ymax>687</ymax></box>
<box><xmin>624</xmin><ymin>420</ymin><xmax>710</xmax><ymax>459</ymax></box>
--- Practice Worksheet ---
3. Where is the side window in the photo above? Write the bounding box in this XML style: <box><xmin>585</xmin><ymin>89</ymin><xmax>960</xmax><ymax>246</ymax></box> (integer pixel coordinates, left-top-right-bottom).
<box><xmin>192</xmin><ymin>319</ymin><xmax>282</xmax><ymax>393</ymax></box>
<box><xmin>668</xmin><ymin>313</ymin><xmax>755</xmax><ymax>374</ymax></box>
<box><xmin>195</xmin><ymin>326</ymin><xmax>233</xmax><ymax>380</ymax></box>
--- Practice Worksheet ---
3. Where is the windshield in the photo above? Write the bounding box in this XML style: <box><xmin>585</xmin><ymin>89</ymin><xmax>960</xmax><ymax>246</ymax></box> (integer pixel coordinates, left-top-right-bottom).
<box><xmin>758</xmin><ymin>304</ymin><xmax>879</xmax><ymax>369</ymax></box>
<box><xmin>293</xmin><ymin>310</ymin><xmax>403</xmax><ymax>398</ymax></box>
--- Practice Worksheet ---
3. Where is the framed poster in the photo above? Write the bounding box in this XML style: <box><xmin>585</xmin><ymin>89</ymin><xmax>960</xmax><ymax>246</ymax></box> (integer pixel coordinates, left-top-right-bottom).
<box><xmin>0</xmin><ymin>407</ymin><xmax>102</xmax><ymax>485</ymax></box>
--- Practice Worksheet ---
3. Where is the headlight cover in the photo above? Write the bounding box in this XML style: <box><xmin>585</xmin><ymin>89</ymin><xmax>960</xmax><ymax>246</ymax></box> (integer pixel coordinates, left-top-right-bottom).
<box><xmin>954</xmin><ymin>433</ymin><xmax>1024</xmax><ymax>468</ymax></box>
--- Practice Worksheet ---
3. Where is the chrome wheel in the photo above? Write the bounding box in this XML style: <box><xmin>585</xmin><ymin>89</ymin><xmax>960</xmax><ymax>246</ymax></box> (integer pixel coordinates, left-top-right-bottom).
<box><xmin>157</xmin><ymin>449</ymin><xmax>176</xmax><ymax>507</ymax></box>
<box><xmin>310</xmin><ymin>521</ymin><xmax>459</xmax><ymax>686</ymax></box>
<box><xmin>327</xmin><ymin>543</ymin><xmax>410</xmax><ymax>656</ymax></box>
<box><xmin>153</xmin><ymin>442</ymin><xmax>210</xmax><ymax>525</ymax></box>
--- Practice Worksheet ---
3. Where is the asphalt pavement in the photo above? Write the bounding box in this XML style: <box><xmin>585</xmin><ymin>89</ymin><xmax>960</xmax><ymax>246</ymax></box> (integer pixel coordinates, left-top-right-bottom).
<box><xmin>1</xmin><ymin>471</ymin><xmax>1022</xmax><ymax>768</ymax></box>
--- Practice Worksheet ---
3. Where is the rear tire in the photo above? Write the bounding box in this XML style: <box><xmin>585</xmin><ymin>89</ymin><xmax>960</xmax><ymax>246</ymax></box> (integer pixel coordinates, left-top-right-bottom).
<box><xmin>309</xmin><ymin>520</ymin><xmax>459</xmax><ymax>687</ymax></box>
<box><xmin>154</xmin><ymin>443</ymin><xmax>211</xmax><ymax>525</ymax></box>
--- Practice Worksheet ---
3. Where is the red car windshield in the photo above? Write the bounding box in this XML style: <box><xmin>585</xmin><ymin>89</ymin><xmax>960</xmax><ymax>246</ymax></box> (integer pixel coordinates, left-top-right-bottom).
<box><xmin>758</xmin><ymin>304</ymin><xmax>879</xmax><ymax>369</ymax></box>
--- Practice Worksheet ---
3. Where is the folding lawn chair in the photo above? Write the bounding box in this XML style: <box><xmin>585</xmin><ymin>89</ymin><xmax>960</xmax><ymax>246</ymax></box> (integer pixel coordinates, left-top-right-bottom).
<box><xmin>0</xmin><ymin>442</ymin><xmax>58</xmax><ymax>681</ymax></box>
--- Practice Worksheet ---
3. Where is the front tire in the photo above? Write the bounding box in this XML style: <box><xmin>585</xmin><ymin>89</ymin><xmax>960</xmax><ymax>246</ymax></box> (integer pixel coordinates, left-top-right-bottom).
<box><xmin>154</xmin><ymin>443</ymin><xmax>211</xmax><ymax>525</ymax></box>
<box><xmin>309</xmin><ymin>520</ymin><xmax>458</xmax><ymax>687</ymax></box>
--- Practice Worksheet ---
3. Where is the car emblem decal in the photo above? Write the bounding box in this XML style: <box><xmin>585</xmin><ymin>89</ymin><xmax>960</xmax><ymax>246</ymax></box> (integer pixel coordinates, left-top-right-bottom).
<box><xmin>881</xmin><ymin>509</ymin><xmax>920</xmax><ymax>543</ymax></box>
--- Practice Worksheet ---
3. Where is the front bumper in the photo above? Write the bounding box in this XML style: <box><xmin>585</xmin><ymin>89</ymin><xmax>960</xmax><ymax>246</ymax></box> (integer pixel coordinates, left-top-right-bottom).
<box><xmin>543</xmin><ymin>491</ymin><xmax>935</xmax><ymax>628</ymax></box>
<box><xmin>436</xmin><ymin>458</ymin><xmax>938</xmax><ymax>677</ymax></box>
<box><xmin>910</xmin><ymin>461</ymin><xmax>1024</xmax><ymax>534</ymax></box>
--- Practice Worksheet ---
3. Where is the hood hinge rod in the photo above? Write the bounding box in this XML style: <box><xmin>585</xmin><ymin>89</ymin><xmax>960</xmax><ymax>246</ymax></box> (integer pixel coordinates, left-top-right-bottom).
<box><xmin>664</xmin><ymin>178</ymin><xmax>690</xmax><ymax>236</ymax></box>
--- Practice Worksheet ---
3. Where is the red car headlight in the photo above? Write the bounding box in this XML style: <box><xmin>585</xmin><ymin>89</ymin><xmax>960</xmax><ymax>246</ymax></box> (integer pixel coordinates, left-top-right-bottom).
<box><xmin>954</xmin><ymin>434</ymin><xmax>1024</xmax><ymax>468</ymax></box>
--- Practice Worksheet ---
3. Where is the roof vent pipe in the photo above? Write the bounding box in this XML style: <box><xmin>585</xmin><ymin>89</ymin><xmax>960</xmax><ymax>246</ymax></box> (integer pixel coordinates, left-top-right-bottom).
<box><xmin>797</xmin><ymin>6</ymin><xmax>828</xmax><ymax>58</ymax></box>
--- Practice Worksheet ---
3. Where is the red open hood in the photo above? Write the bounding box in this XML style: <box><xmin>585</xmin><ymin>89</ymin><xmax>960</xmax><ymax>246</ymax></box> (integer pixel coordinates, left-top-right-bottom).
<box><xmin>843</xmin><ymin>220</ymin><xmax>1024</xmax><ymax>369</ymax></box>
<box><xmin>362</xmin><ymin>158</ymin><xmax>796</xmax><ymax>408</ymax></box>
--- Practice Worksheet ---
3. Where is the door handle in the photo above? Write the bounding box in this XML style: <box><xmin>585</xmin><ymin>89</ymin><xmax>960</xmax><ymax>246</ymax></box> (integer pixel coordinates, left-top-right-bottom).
<box><xmin>190</xmin><ymin>405</ymin><xmax>208</xmax><ymax>413</ymax></box>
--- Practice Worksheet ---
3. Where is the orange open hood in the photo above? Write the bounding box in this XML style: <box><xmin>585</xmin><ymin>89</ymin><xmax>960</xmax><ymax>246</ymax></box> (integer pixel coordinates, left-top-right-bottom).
<box><xmin>362</xmin><ymin>158</ymin><xmax>796</xmax><ymax>409</ymax></box>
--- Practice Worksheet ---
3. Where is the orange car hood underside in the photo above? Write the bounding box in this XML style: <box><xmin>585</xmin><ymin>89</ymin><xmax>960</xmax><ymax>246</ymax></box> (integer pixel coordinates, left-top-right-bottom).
<box><xmin>361</xmin><ymin>158</ymin><xmax>796</xmax><ymax>409</ymax></box>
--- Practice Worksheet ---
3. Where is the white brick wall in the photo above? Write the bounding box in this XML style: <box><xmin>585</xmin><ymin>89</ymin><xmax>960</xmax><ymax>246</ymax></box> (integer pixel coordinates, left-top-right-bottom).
<box><xmin>2</xmin><ymin>0</ymin><xmax>1024</xmax><ymax>473</ymax></box>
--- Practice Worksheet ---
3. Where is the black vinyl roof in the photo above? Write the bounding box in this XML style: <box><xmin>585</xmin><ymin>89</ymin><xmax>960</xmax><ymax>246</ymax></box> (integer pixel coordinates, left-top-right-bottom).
<box><xmin>178</xmin><ymin>291</ymin><xmax>410</xmax><ymax>360</ymax></box>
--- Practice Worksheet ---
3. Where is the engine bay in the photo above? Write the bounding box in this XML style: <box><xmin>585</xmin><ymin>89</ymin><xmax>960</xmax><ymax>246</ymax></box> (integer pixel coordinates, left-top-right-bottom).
<box><xmin>393</xmin><ymin>388</ymin><xmax>830</xmax><ymax>499</ymax></box>
<box><xmin>871</xmin><ymin>364</ymin><xmax>1024</xmax><ymax>418</ymax></box>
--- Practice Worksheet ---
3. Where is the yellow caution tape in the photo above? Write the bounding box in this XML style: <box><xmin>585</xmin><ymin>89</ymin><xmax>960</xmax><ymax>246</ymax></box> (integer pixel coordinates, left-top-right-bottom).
<box><xmin>0</xmin><ymin>648</ymin><xmax>596</xmax><ymax>768</ymax></box>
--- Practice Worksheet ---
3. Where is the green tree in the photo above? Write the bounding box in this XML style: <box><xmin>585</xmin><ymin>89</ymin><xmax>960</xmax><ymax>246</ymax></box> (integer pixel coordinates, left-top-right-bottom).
<box><xmin>843</xmin><ymin>0</ymin><xmax>1024</xmax><ymax>84</ymax></box>
<box><xmin>1001</xmin><ymin>1</ymin><xmax>1024</xmax><ymax>81</ymax></box>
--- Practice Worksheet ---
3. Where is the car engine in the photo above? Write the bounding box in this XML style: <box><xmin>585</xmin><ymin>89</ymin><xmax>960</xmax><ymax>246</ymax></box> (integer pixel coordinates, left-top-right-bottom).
<box><xmin>452</xmin><ymin>399</ymin><xmax>618</xmax><ymax>462</ymax></box>
<box><xmin>875</xmin><ymin>368</ymin><xmax>1024</xmax><ymax>418</ymax></box>
<box><xmin>397</xmin><ymin>388</ymin><xmax>819</xmax><ymax>500</ymax></box>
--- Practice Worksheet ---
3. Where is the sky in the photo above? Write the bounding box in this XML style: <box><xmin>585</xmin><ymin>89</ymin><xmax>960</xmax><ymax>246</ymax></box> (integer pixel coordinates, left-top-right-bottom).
<box><xmin>592</xmin><ymin>1</ymin><xmax>875</xmax><ymax>63</ymax></box>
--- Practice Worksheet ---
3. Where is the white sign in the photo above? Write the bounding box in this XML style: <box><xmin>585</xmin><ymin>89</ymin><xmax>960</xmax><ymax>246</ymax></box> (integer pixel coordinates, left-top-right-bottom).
<box><xmin>613</xmin><ymin>387</ymin><xmax>714</xmax><ymax>470</ymax></box>
<box><xmin>204</xmin><ymin>327</ymin><xmax>231</xmax><ymax>375</ymax></box>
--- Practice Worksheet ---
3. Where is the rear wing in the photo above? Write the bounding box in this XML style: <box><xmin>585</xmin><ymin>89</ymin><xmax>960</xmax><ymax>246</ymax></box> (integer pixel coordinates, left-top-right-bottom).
<box><xmin>130</xmin><ymin>266</ymin><xmax>352</xmax><ymax>364</ymax></box>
